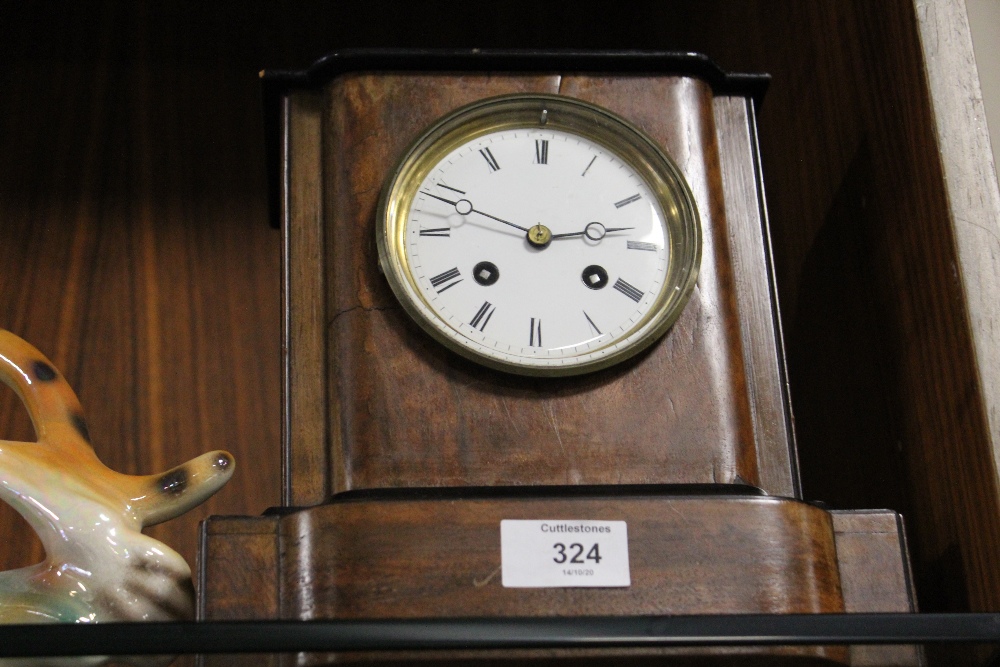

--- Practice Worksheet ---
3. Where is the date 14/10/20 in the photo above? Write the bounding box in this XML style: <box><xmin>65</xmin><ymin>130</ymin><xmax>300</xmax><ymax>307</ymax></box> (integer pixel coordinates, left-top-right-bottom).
<box><xmin>552</xmin><ymin>542</ymin><xmax>603</xmax><ymax>564</ymax></box>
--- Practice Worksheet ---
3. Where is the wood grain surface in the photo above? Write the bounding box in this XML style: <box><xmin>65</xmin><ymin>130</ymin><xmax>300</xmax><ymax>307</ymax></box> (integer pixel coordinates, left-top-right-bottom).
<box><xmin>831</xmin><ymin>510</ymin><xmax>922</xmax><ymax>666</ymax></box>
<box><xmin>203</xmin><ymin>494</ymin><xmax>852</xmax><ymax>665</ymax></box>
<box><xmin>913</xmin><ymin>0</ymin><xmax>1000</xmax><ymax>621</ymax></box>
<box><xmin>310</xmin><ymin>73</ymin><xmax>769</xmax><ymax>493</ymax></box>
<box><xmin>0</xmin><ymin>4</ymin><xmax>283</xmax><ymax>577</ymax></box>
<box><xmin>699</xmin><ymin>3</ymin><xmax>1000</xmax><ymax>639</ymax></box>
<box><xmin>284</xmin><ymin>92</ymin><xmax>329</xmax><ymax>508</ymax></box>
<box><xmin>283</xmin><ymin>495</ymin><xmax>844</xmax><ymax>618</ymax></box>
<box><xmin>201</xmin><ymin>502</ymin><xmax>925</xmax><ymax>665</ymax></box>
<box><xmin>711</xmin><ymin>95</ymin><xmax>797</xmax><ymax>497</ymax></box>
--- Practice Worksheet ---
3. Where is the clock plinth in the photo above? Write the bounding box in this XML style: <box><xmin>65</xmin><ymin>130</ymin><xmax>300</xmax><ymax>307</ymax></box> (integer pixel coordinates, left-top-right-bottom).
<box><xmin>202</xmin><ymin>492</ymin><xmax>917</xmax><ymax>665</ymax></box>
<box><xmin>200</xmin><ymin>51</ymin><xmax>918</xmax><ymax>665</ymax></box>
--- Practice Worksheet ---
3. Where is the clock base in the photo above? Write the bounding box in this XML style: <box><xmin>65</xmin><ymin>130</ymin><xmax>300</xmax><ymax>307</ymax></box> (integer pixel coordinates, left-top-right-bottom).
<box><xmin>199</xmin><ymin>490</ymin><xmax>918</xmax><ymax>665</ymax></box>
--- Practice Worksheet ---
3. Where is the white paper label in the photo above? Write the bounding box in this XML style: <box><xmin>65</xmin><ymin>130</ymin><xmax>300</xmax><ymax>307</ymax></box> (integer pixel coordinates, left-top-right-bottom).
<box><xmin>500</xmin><ymin>519</ymin><xmax>630</xmax><ymax>588</ymax></box>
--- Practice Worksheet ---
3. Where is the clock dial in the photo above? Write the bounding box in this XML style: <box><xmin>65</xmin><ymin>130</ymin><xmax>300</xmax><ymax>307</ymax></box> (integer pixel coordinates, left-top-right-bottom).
<box><xmin>407</xmin><ymin>128</ymin><xmax>668</xmax><ymax>367</ymax></box>
<box><xmin>378</xmin><ymin>94</ymin><xmax>700</xmax><ymax>376</ymax></box>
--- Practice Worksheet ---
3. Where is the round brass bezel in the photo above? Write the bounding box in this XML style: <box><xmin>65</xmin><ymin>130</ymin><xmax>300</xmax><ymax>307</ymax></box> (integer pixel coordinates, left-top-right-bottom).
<box><xmin>376</xmin><ymin>93</ymin><xmax>701</xmax><ymax>377</ymax></box>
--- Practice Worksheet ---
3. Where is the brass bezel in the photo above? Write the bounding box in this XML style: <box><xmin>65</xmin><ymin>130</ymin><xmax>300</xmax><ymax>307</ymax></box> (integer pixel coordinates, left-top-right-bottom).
<box><xmin>376</xmin><ymin>93</ymin><xmax>701</xmax><ymax>377</ymax></box>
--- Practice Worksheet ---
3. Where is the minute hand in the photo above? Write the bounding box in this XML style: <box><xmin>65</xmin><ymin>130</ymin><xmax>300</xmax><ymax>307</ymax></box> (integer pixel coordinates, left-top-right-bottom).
<box><xmin>421</xmin><ymin>191</ymin><xmax>530</xmax><ymax>233</ymax></box>
<box><xmin>550</xmin><ymin>222</ymin><xmax>634</xmax><ymax>240</ymax></box>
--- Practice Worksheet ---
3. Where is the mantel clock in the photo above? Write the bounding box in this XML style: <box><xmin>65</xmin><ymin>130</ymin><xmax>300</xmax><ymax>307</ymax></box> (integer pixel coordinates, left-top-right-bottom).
<box><xmin>200</xmin><ymin>50</ymin><xmax>918</xmax><ymax>665</ymax></box>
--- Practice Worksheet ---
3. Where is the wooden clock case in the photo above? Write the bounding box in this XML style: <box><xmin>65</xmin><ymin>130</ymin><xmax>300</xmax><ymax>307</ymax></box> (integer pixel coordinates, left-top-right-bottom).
<box><xmin>199</xmin><ymin>51</ymin><xmax>918</xmax><ymax>664</ymax></box>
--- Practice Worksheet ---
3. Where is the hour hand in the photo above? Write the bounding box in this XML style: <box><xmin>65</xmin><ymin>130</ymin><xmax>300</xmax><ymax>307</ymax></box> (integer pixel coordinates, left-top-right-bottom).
<box><xmin>550</xmin><ymin>222</ymin><xmax>634</xmax><ymax>241</ymax></box>
<box><xmin>420</xmin><ymin>191</ymin><xmax>529</xmax><ymax>233</ymax></box>
<box><xmin>421</xmin><ymin>191</ymin><xmax>460</xmax><ymax>207</ymax></box>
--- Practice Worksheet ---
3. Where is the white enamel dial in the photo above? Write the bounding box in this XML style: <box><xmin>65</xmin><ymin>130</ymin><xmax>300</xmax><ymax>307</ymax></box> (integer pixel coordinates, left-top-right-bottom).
<box><xmin>378</xmin><ymin>95</ymin><xmax>700</xmax><ymax>376</ymax></box>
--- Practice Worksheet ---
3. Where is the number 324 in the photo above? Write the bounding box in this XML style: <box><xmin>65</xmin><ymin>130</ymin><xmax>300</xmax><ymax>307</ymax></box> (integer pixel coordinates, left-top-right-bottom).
<box><xmin>552</xmin><ymin>542</ymin><xmax>603</xmax><ymax>564</ymax></box>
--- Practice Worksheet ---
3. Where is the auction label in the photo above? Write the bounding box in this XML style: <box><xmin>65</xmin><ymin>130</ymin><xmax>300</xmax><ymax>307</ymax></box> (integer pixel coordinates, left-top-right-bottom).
<box><xmin>500</xmin><ymin>520</ymin><xmax>630</xmax><ymax>588</ymax></box>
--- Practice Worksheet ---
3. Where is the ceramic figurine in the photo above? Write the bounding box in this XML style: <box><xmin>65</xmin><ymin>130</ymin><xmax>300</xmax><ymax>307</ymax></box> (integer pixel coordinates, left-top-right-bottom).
<box><xmin>0</xmin><ymin>329</ymin><xmax>235</xmax><ymax>665</ymax></box>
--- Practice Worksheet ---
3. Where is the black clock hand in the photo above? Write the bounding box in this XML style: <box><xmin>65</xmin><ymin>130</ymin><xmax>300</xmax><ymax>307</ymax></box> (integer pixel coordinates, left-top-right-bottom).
<box><xmin>420</xmin><ymin>191</ymin><xmax>530</xmax><ymax>234</ymax></box>
<box><xmin>550</xmin><ymin>222</ymin><xmax>635</xmax><ymax>241</ymax></box>
<box><xmin>420</xmin><ymin>191</ymin><xmax>461</xmax><ymax>207</ymax></box>
<box><xmin>550</xmin><ymin>227</ymin><xmax>634</xmax><ymax>239</ymax></box>
<box><xmin>474</xmin><ymin>209</ymin><xmax>532</xmax><ymax>234</ymax></box>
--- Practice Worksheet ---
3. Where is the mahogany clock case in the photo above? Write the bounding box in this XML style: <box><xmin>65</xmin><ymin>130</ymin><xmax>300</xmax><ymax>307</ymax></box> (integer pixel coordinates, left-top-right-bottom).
<box><xmin>276</xmin><ymin>53</ymin><xmax>795</xmax><ymax>500</ymax></box>
<box><xmin>199</xmin><ymin>50</ymin><xmax>919</xmax><ymax>665</ymax></box>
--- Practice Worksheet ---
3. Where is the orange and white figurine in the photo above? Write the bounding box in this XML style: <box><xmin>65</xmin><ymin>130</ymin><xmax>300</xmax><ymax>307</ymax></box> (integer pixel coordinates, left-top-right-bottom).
<box><xmin>0</xmin><ymin>329</ymin><xmax>234</xmax><ymax>662</ymax></box>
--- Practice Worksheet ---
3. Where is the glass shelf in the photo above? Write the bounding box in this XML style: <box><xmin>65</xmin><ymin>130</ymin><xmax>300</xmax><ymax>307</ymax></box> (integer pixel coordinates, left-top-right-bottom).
<box><xmin>0</xmin><ymin>613</ymin><xmax>998</xmax><ymax>658</ymax></box>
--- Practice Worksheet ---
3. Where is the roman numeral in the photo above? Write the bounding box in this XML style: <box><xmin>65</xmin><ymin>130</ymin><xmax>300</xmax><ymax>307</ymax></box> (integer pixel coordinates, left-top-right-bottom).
<box><xmin>529</xmin><ymin>318</ymin><xmax>542</xmax><ymax>346</ymax></box>
<box><xmin>627</xmin><ymin>240</ymin><xmax>658</xmax><ymax>251</ymax></box>
<box><xmin>581</xmin><ymin>155</ymin><xmax>597</xmax><ymax>177</ymax></box>
<box><xmin>614</xmin><ymin>193</ymin><xmax>642</xmax><ymax>208</ymax></box>
<box><xmin>612</xmin><ymin>278</ymin><xmax>644</xmax><ymax>303</ymax></box>
<box><xmin>479</xmin><ymin>147</ymin><xmax>500</xmax><ymax>172</ymax></box>
<box><xmin>429</xmin><ymin>267</ymin><xmax>463</xmax><ymax>293</ymax></box>
<box><xmin>583</xmin><ymin>311</ymin><xmax>602</xmax><ymax>335</ymax></box>
<box><xmin>535</xmin><ymin>139</ymin><xmax>549</xmax><ymax>165</ymax></box>
<box><xmin>470</xmin><ymin>301</ymin><xmax>496</xmax><ymax>331</ymax></box>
